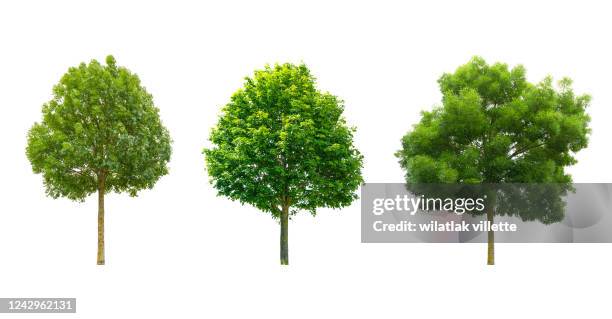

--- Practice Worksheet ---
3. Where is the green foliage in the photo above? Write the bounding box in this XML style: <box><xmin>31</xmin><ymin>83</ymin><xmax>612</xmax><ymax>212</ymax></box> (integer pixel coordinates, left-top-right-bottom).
<box><xmin>204</xmin><ymin>63</ymin><xmax>363</xmax><ymax>217</ymax></box>
<box><xmin>26</xmin><ymin>55</ymin><xmax>172</xmax><ymax>200</ymax></box>
<box><xmin>396</xmin><ymin>57</ymin><xmax>591</xmax><ymax>222</ymax></box>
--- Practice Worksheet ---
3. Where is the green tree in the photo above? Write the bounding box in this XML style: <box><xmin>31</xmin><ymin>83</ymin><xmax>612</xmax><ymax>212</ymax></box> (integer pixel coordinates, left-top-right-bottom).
<box><xmin>26</xmin><ymin>55</ymin><xmax>172</xmax><ymax>265</ymax></box>
<box><xmin>204</xmin><ymin>63</ymin><xmax>363</xmax><ymax>265</ymax></box>
<box><xmin>396</xmin><ymin>57</ymin><xmax>590</xmax><ymax>265</ymax></box>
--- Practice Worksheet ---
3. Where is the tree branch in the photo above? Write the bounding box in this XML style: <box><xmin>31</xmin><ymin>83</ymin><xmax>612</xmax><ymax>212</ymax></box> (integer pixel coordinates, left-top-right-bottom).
<box><xmin>509</xmin><ymin>142</ymin><xmax>546</xmax><ymax>159</ymax></box>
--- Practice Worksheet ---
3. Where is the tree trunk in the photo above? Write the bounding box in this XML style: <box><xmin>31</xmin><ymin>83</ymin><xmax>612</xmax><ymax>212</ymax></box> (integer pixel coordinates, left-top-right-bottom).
<box><xmin>280</xmin><ymin>204</ymin><xmax>289</xmax><ymax>265</ymax></box>
<box><xmin>485</xmin><ymin>190</ymin><xmax>497</xmax><ymax>266</ymax></box>
<box><xmin>486</xmin><ymin>205</ymin><xmax>494</xmax><ymax>265</ymax></box>
<box><xmin>97</xmin><ymin>174</ymin><xmax>106</xmax><ymax>265</ymax></box>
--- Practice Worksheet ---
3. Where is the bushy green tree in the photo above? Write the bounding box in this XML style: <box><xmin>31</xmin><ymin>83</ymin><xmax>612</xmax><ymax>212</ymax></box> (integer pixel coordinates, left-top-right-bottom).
<box><xmin>205</xmin><ymin>63</ymin><xmax>363</xmax><ymax>265</ymax></box>
<box><xmin>396</xmin><ymin>57</ymin><xmax>590</xmax><ymax>265</ymax></box>
<box><xmin>26</xmin><ymin>55</ymin><xmax>172</xmax><ymax>265</ymax></box>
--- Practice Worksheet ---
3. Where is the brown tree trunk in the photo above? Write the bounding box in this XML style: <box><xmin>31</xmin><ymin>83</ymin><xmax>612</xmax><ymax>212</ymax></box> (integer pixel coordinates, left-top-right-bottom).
<box><xmin>280</xmin><ymin>204</ymin><xmax>289</xmax><ymax>265</ymax></box>
<box><xmin>97</xmin><ymin>174</ymin><xmax>106</xmax><ymax>265</ymax></box>
<box><xmin>485</xmin><ymin>190</ymin><xmax>497</xmax><ymax>266</ymax></box>
<box><xmin>487</xmin><ymin>206</ymin><xmax>494</xmax><ymax>265</ymax></box>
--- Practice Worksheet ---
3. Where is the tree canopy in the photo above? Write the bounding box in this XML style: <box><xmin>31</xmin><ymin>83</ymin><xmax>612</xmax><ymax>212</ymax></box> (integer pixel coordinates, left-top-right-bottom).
<box><xmin>205</xmin><ymin>63</ymin><xmax>363</xmax><ymax>218</ymax></box>
<box><xmin>397</xmin><ymin>56</ymin><xmax>590</xmax><ymax>187</ymax></box>
<box><xmin>26</xmin><ymin>55</ymin><xmax>172</xmax><ymax>200</ymax></box>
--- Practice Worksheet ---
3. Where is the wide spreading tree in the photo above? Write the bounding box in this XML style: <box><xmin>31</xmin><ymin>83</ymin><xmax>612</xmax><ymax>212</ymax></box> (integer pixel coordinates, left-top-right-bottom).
<box><xmin>205</xmin><ymin>63</ymin><xmax>363</xmax><ymax>265</ymax></box>
<box><xmin>396</xmin><ymin>56</ymin><xmax>590</xmax><ymax>265</ymax></box>
<box><xmin>26</xmin><ymin>55</ymin><xmax>172</xmax><ymax>265</ymax></box>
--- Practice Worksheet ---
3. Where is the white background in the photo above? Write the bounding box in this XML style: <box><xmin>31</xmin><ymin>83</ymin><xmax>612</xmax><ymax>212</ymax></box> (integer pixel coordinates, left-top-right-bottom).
<box><xmin>1</xmin><ymin>0</ymin><xmax>611</xmax><ymax>318</ymax></box>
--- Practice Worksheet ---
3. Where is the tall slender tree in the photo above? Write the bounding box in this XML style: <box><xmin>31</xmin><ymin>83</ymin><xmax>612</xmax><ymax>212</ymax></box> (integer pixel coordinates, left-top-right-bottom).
<box><xmin>26</xmin><ymin>55</ymin><xmax>172</xmax><ymax>265</ymax></box>
<box><xmin>205</xmin><ymin>63</ymin><xmax>363</xmax><ymax>265</ymax></box>
<box><xmin>396</xmin><ymin>57</ymin><xmax>590</xmax><ymax>265</ymax></box>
